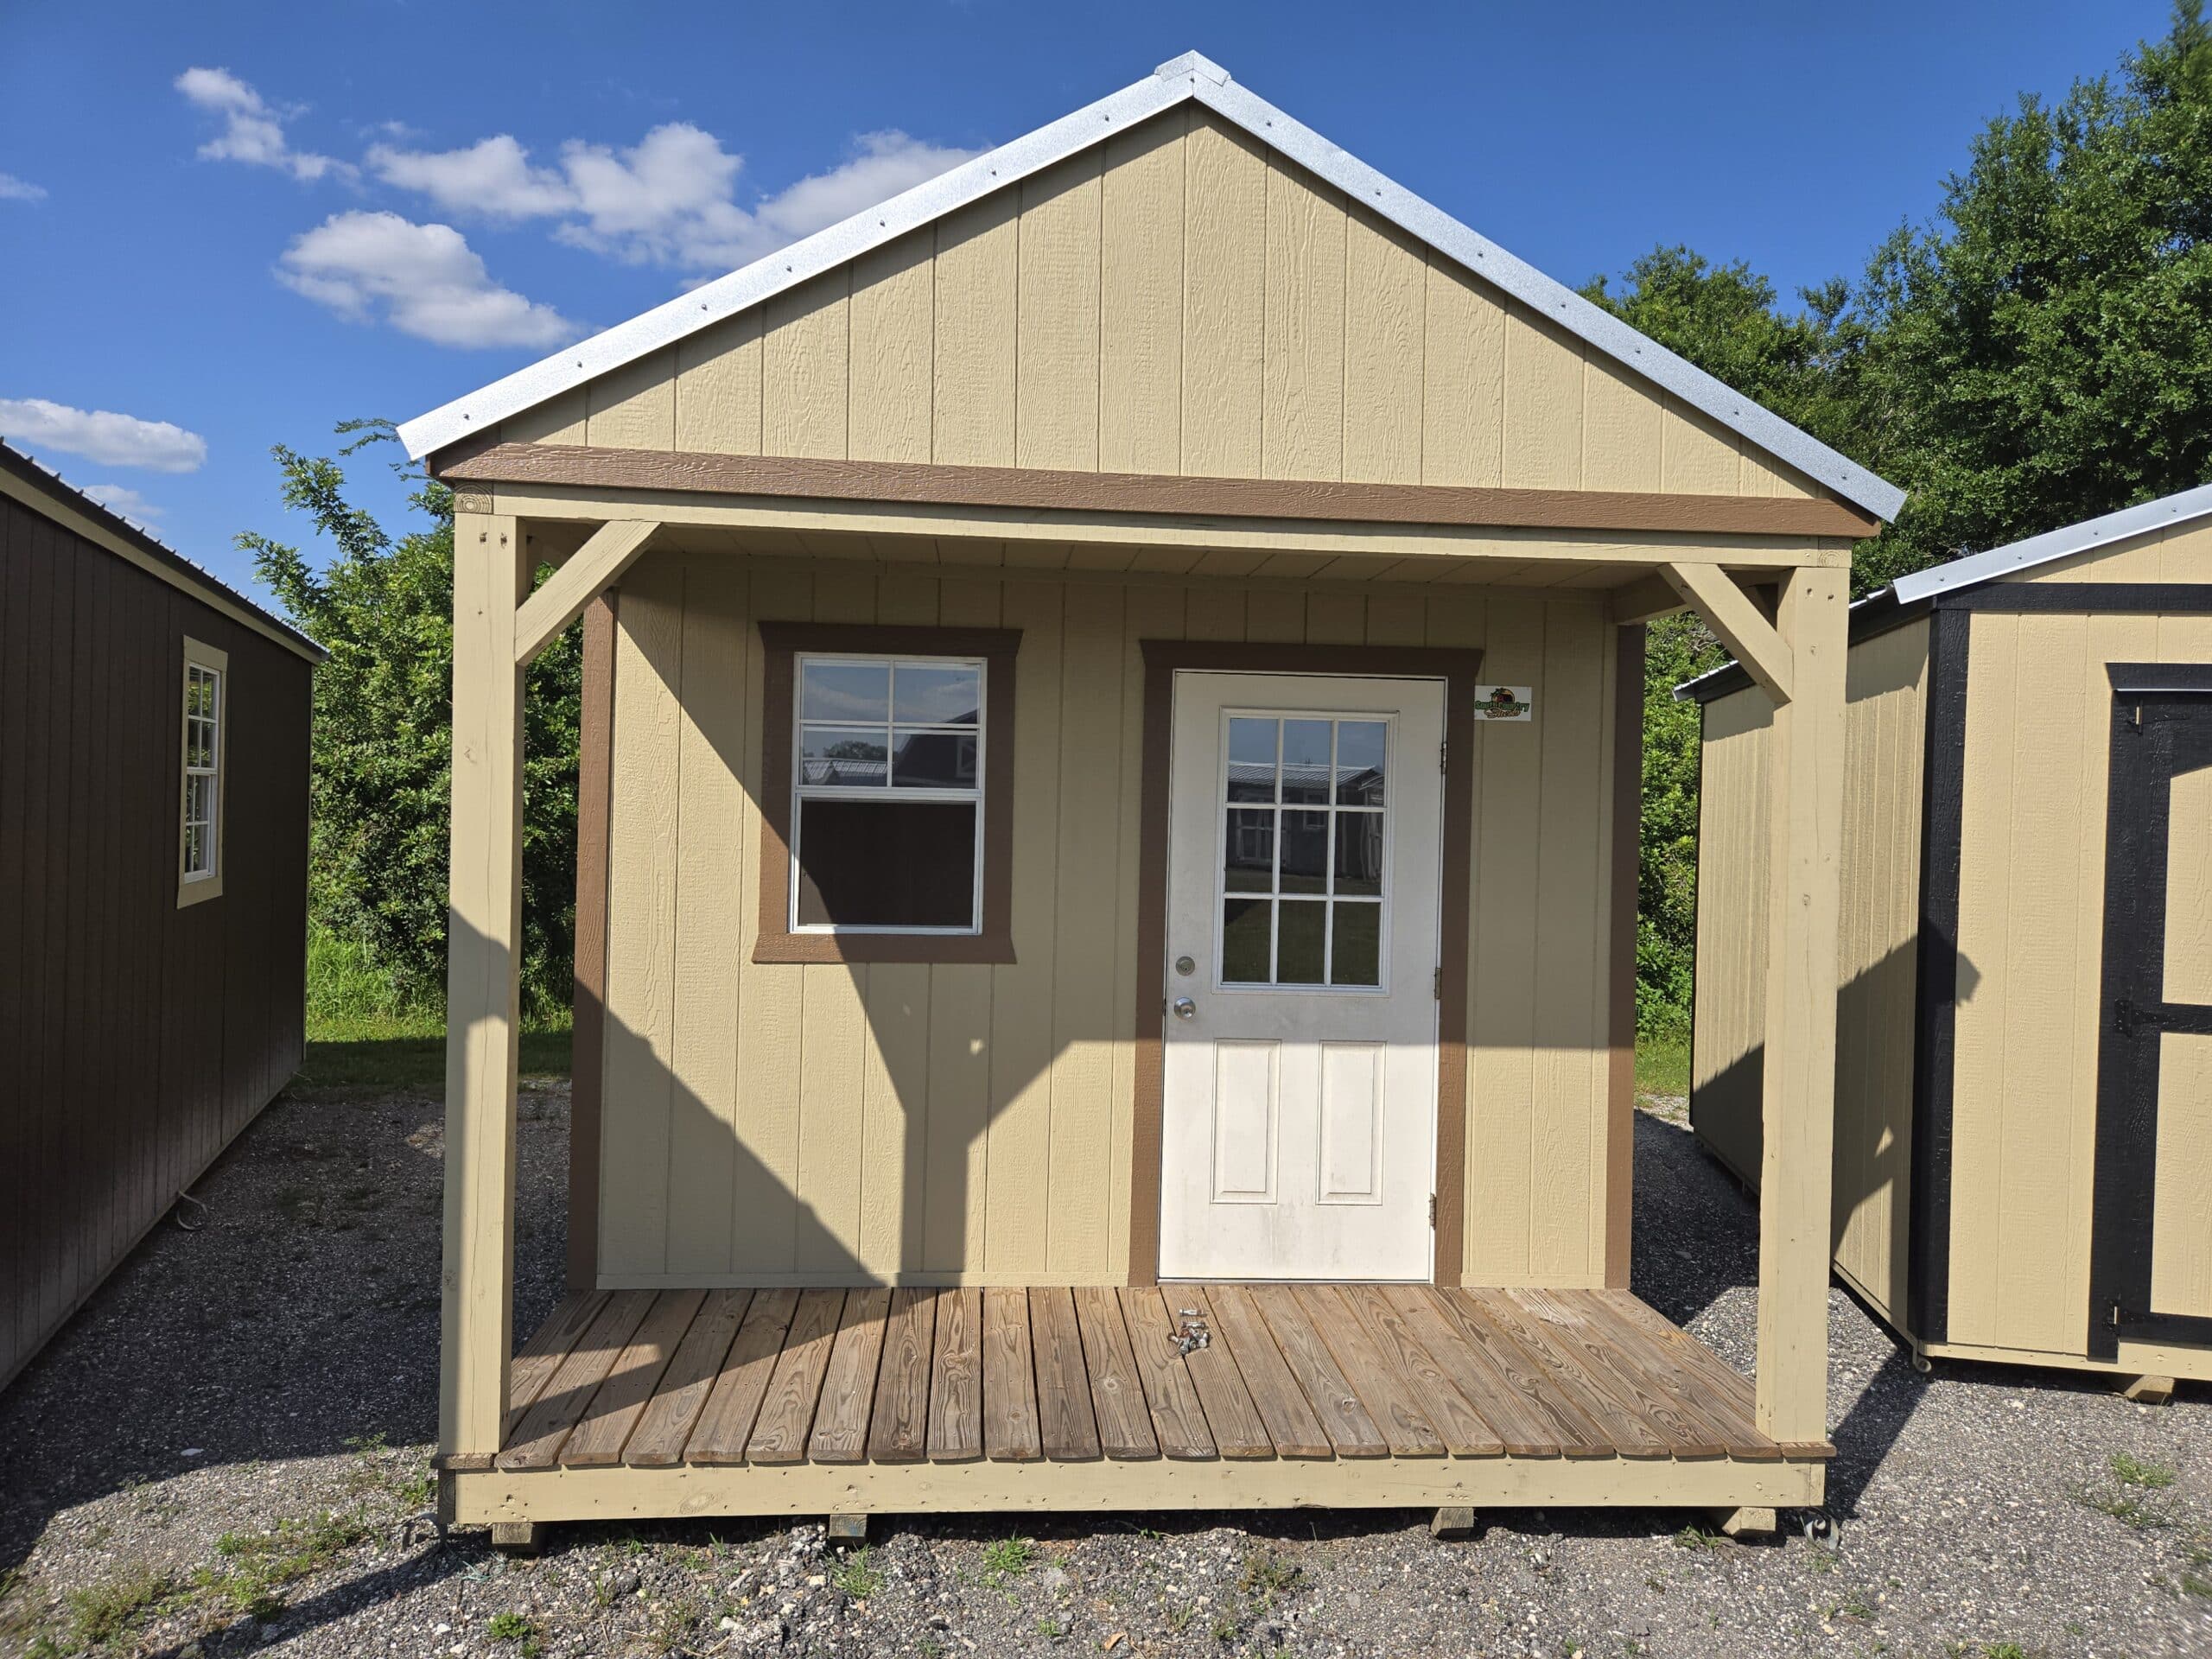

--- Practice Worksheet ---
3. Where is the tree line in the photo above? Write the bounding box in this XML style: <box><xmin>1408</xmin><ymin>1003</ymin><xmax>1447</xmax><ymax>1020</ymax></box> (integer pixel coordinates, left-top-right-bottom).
<box><xmin>247</xmin><ymin>5</ymin><xmax>2212</xmax><ymax>1029</ymax></box>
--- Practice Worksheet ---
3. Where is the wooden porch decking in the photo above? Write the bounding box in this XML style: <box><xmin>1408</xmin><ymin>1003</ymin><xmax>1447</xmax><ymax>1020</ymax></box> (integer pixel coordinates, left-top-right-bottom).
<box><xmin>491</xmin><ymin>1283</ymin><xmax>1831</xmax><ymax>1478</ymax></box>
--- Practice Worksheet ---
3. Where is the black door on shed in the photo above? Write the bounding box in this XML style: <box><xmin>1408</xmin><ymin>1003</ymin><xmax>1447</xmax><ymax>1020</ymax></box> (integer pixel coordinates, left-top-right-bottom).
<box><xmin>2089</xmin><ymin>663</ymin><xmax>2212</xmax><ymax>1360</ymax></box>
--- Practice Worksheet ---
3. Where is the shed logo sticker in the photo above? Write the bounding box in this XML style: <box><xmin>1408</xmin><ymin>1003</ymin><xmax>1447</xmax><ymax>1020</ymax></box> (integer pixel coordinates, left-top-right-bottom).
<box><xmin>1475</xmin><ymin>684</ymin><xmax>1533</xmax><ymax>721</ymax></box>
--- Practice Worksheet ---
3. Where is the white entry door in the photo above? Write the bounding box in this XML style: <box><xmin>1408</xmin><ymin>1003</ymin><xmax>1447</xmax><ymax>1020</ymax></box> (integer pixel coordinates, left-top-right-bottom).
<box><xmin>1158</xmin><ymin>671</ymin><xmax>1445</xmax><ymax>1281</ymax></box>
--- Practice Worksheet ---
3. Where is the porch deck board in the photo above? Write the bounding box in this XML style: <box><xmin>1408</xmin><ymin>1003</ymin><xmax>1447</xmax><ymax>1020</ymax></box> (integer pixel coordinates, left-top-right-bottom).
<box><xmin>925</xmin><ymin>1288</ymin><xmax>984</xmax><ymax>1463</ymax></box>
<box><xmin>496</xmin><ymin>1284</ymin><xmax>1829</xmax><ymax>1474</ymax></box>
<box><xmin>1116</xmin><ymin>1287</ymin><xmax>1215</xmax><ymax>1459</ymax></box>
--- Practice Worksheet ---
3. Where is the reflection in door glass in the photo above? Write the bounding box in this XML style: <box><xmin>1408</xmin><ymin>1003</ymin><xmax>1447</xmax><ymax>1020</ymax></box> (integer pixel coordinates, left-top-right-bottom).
<box><xmin>1281</xmin><ymin>720</ymin><xmax>1333</xmax><ymax>804</ymax></box>
<box><xmin>1334</xmin><ymin>721</ymin><xmax>1387</xmax><ymax>804</ymax></box>
<box><xmin>1227</xmin><ymin>718</ymin><xmax>1279</xmax><ymax>802</ymax></box>
<box><xmin>1216</xmin><ymin>715</ymin><xmax>1389</xmax><ymax>987</ymax></box>
<box><xmin>1331</xmin><ymin>902</ymin><xmax>1381</xmax><ymax>986</ymax></box>
<box><xmin>1221</xmin><ymin>898</ymin><xmax>1273</xmax><ymax>984</ymax></box>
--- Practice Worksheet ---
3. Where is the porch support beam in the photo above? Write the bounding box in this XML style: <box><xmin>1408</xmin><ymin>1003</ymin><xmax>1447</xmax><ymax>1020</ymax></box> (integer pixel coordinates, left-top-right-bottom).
<box><xmin>513</xmin><ymin>518</ymin><xmax>656</xmax><ymax>666</ymax></box>
<box><xmin>1662</xmin><ymin>562</ymin><xmax>1795</xmax><ymax>703</ymax></box>
<box><xmin>435</xmin><ymin>440</ymin><xmax>1882</xmax><ymax>540</ymax></box>
<box><xmin>484</xmin><ymin>482</ymin><xmax>1852</xmax><ymax>573</ymax></box>
<box><xmin>1751</xmin><ymin>563</ymin><xmax>1849</xmax><ymax>1448</ymax></box>
<box><xmin>441</xmin><ymin>510</ymin><xmax>530</xmax><ymax>1465</ymax></box>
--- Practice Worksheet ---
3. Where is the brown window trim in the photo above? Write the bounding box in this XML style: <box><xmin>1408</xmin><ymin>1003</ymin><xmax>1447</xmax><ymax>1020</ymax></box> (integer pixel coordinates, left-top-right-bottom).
<box><xmin>754</xmin><ymin>620</ymin><xmax>1020</xmax><ymax>964</ymax></box>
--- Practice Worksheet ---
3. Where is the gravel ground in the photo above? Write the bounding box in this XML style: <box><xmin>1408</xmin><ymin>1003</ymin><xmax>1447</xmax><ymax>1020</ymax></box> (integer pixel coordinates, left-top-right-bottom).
<box><xmin>2</xmin><ymin>1077</ymin><xmax>2208</xmax><ymax>1659</ymax></box>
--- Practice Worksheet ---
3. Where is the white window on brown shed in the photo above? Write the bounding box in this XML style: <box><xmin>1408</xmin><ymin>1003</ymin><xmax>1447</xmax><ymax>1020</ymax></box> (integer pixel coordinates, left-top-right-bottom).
<box><xmin>179</xmin><ymin>637</ymin><xmax>228</xmax><ymax>906</ymax></box>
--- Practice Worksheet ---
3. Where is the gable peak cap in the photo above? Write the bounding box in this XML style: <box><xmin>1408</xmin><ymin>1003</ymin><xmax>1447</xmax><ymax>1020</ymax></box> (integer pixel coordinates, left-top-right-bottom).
<box><xmin>1155</xmin><ymin>51</ymin><xmax>1231</xmax><ymax>86</ymax></box>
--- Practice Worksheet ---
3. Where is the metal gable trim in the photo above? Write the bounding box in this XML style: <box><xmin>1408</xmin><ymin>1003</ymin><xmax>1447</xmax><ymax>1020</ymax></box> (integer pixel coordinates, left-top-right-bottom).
<box><xmin>398</xmin><ymin>49</ymin><xmax>1906</xmax><ymax>524</ymax></box>
<box><xmin>1891</xmin><ymin>480</ymin><xmax>2212</xmax><ymax>602</ymax></box>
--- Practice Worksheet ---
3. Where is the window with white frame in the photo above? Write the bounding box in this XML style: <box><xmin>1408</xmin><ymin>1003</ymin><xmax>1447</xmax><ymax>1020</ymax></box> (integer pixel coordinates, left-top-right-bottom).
<box><xmin>791</xmin><ymin>654</ymin><xmax>985</xmax><ymax>932</ymax></box>
<box><xmin>181</xmin><ymin>656</ymin><xmax>223</xmax><ymax>885</ymax></box>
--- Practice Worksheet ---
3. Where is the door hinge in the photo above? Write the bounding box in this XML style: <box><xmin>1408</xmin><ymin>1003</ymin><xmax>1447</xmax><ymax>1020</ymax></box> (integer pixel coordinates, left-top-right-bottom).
<box><xmin>1428</xmin><ymin>1194</ymin><xmax>1438</xmax><ymax>1229</ymax></box>
<box><xmin>1433</xmin><ymin>966</ymin><xmax>1442</xmax><ymax>1000</ymax></box>
<box><xmin>1439</xmin><ymin>739</ymin><xmax>1447</xmax><ymax>772</ymax></box>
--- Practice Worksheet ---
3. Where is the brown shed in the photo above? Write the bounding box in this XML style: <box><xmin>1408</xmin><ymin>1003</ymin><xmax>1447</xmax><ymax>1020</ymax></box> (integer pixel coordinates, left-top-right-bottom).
<box><xmin>400</xmin><ymin>52</ymin><xmax>1907</xmax><ymax>1535</ymax></box>
<box><xmin>0</xmin><ymin>441</ymin><xmax>321</xmax><ymax>1390</ymax></box>
<box><xmin>1684</xmin><ymin>483</ymin><xmax>2212</xmax><ymax>1396</ymax></box>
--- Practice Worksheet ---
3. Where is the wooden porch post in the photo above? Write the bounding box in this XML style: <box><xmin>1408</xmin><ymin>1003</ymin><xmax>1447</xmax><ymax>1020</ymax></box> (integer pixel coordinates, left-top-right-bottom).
<box><xmin>1752</xmin><ymin>563</ymin><xmax>1848</xmax><ymax>1446</ymax></box>
<box><xmin>440</xmin><ymin>509</ymin><xmax>529</xmax><ymax>1464</ymax></box>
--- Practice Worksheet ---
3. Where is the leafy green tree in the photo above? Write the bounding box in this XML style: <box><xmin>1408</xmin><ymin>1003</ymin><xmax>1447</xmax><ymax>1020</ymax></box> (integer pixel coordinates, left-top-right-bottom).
<box><xmin>1580</xmin><ymin>250</ymin><xmax>1860</xmax><ymax>1035</ymax></box>
<box><xmin>241</xmin><ymin>421</ymin><xmax>582</xmax><ymax>1018</ymax></box>
<box><xmin>1851</xmin><ymin>0</ymin><xmax>2212</xmax><ymax>588</ymax></box>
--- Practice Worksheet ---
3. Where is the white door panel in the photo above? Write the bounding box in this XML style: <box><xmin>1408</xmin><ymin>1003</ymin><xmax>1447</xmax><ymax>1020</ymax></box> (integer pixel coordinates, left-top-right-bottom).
<box><xmin>1158</xmin><ymin>671</ymin><xmax>1443</xmax><ymax>1281</ymax></box>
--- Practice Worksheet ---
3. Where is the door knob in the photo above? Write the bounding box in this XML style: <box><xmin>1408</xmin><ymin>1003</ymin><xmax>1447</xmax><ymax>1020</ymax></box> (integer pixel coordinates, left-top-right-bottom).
<box><xmin>1172</xmin><ymin>996</ymin><xmax>1197</xmax><ymax>1020</ymax></box>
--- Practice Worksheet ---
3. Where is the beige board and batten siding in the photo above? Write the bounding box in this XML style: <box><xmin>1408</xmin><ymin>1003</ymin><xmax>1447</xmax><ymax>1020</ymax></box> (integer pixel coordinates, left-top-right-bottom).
<box><xmin>1690</xmin><ymin>617</ymin><xmax>1929</xmax><ymax>1327</ymax></box>
<box><xmin>1948</xmin><ymin>521</ymin><xmax>2212</xmax><ymax>1363</ymax></box>
<box><xmin>593</xmin><ymin>550</ymin><xmax>1630</xmax><ymax>1289</ymax></box>
<box><xmin>499</xmin><ymin>109</ymin><xmax>1827</xmax><ymax>514</ymax></box>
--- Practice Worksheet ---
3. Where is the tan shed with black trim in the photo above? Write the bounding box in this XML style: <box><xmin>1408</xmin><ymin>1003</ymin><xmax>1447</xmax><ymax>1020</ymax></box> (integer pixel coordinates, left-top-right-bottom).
<box><xmin>1684</xmin><ymin>484</ymin><xmax>2212</xmax><ymax>1392</ymax></box>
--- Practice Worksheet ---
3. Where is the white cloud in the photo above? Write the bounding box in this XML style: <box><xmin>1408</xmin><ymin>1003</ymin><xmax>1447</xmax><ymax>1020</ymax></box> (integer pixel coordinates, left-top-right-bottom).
<box><xmin>79</xmin><ymin>483</ymin><xmax>163</xmax><ymax>520</ymax></box>
<box><xmin>176</xmin><ymin>66</ymin><xmax>353</xmax><ymax>183</ymax></box>
<box><xmin>0</xmin><ymin>172</ymin><xmax>45</xmax><ymax>202</ymax></box>
<box><xmin>276</xmin><ymin>210</ymin><xmax>580</xmax><ymax>349</ymax></box>
<box><xmin>371</xmin><ymin>123</ymin><xmax>978</xmax><ymax>270</ymax></box>
<box><xmin>367</xmin><ymin>133</ymin><xmax>575</xmax><ymax>221</ymax></box>
<box><xmin>0</xmin><ymin>398</ymin><xmax>207</xmax><ymax>472</ymax></box>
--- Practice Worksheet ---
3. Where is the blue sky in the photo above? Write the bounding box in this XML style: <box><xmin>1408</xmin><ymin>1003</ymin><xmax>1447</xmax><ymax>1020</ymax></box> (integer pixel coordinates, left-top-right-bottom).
<box><xmin>0</xmin><ymin>0</ymin><xmax>2176</xmax><ymax>604</ymax></box>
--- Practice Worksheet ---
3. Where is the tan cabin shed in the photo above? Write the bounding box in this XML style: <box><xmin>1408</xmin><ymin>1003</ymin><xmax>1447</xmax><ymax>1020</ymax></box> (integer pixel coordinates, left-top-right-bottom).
<box><xmin>399</xmin><ymin>52</ymin><xmax>1907</xmax><ymax>1536</ymax></box>
<box><xmin>1683</xmin><ymin>484</ymin><xmax>2212</xmax><ymax>1396</ymax></box>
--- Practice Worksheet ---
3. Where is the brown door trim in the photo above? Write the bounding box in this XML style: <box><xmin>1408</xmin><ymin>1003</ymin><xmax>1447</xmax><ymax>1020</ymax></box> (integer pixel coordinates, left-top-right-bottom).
<box><xmin>1126</xmin><ymin>641</ymin><xmax>1484</xmax><ymax>1287</ymax></box>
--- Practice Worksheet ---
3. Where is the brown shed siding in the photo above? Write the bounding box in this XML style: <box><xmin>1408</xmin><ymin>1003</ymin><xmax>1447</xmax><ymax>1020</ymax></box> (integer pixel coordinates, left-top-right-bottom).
<box><xmin>0</xmin><ymin>493</ymin><xmax>311</xmax><ymax>1389</ymax></box>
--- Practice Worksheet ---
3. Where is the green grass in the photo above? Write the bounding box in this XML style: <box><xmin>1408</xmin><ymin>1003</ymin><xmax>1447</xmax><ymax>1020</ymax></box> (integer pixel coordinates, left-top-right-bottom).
<box><xmin>981</xmin><ymin>1536</ymin><xmax>1036</xmax><ymax>1583</ymax></box>
<box><xmin>2112</xmin><ymin>1452</ymin><xmax>2176</xmax><ymax>1489</ymax></box>
<box><xmin>1635</xmin><ymin>1030</ymin><xmax>1691</xmax><ymax>1101</ymax></box>
<box><xmin>301</xmin><ymin>923</ymin><xmax>570</xmax><ymax>1091</ymax></box>
<box><xmin>64</xmin><ymin>1567</ymin><xmax>176</xmax><ymax>1649</ymax></box>
<box><xmin>830</xmin><ymin>1548</ymin><xmax>884</xmax><ymax>1601</ymax></box>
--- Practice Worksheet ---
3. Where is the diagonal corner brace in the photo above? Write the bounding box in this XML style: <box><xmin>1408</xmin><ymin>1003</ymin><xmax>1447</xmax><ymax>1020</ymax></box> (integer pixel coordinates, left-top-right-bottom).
<box><xmin>513</xmin><ymin>520</ymin><xmax>658</xmax><ymax>667</ymax></box>
<box><xmin>1661</xmin><ymin>562</ymin><xmax>1794</xmax><ymax>704</ymax></box>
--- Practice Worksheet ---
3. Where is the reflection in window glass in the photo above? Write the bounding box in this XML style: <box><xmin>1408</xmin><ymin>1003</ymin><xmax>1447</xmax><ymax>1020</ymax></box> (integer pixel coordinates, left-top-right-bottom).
<box><xmin>1224</xmin><ymin>809</ymin><xmax>1274</xmax><ymax>892</ymax></box>
<box><xmin>1227</xmin><ymin>717</ymin><xmax>1278</xmax><ymax>802</ymax></box>
<box><xmin>1334</xmin><ymin>720</ymin><xmax>1387</xmax><ymax>805</ymax></box>
<box><xmin>891</xmin><ymin>729</ymin><xmax>976</xmax><ymax>789</ymax></box>
<box><xmin>801</xmin><ymin>659</ymin><xmax>891</xmax><ymax>723</ymax></box>
<box><xmin>1221</xmin><ymin>898</ymin><xmax>1273</xmax><ymax>983</ymax></box>
<box><xmin>1276</xmin><ymin>899</ymin><xmax>1326</xmax><ymax>984</ymax></box>
<box><xmin>1333</xmin><ymin>812</ymin><xmax>1383</xmax><ymax>895</ymax></box>
<box><xmin>893</xmin><ymin>664</ymin><xmax>981</xmax><ymax>725</ymax></box>
<box><xmin>1330</xmin><ymin>901</ymin><xmax>1381</xmax><ymax>986</ymax></box>
<box><xmin>800</xmin><ymin>726</ymin><xmax>889</xmax><ymax>785</ymax></box>
<box><xmin>1281</xmin><ymin>719</ymin><xmax>1333</xmax><ymax>804</ymax></box>
<box><xmin>1279</xmin><ymin>810</ymin><xmax>1330</xmax><ymax>893</ymax></box>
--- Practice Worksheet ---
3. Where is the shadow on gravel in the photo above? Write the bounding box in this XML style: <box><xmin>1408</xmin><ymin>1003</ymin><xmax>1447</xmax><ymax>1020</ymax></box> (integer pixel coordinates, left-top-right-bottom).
<box><xmin>137</xmin><ymin>1542</ymin><xmax>477</xmax><ymax>1659</ymax></box>
<box><xmin>1627</xmin><ymin>1109</ymin><xmax>1757</xmax><ymax>1331</ymax></box>
<box><xmin>0</xmin><ymin>1077</ymin><xmax>571</xmax><ymax>1579</ymax></box>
